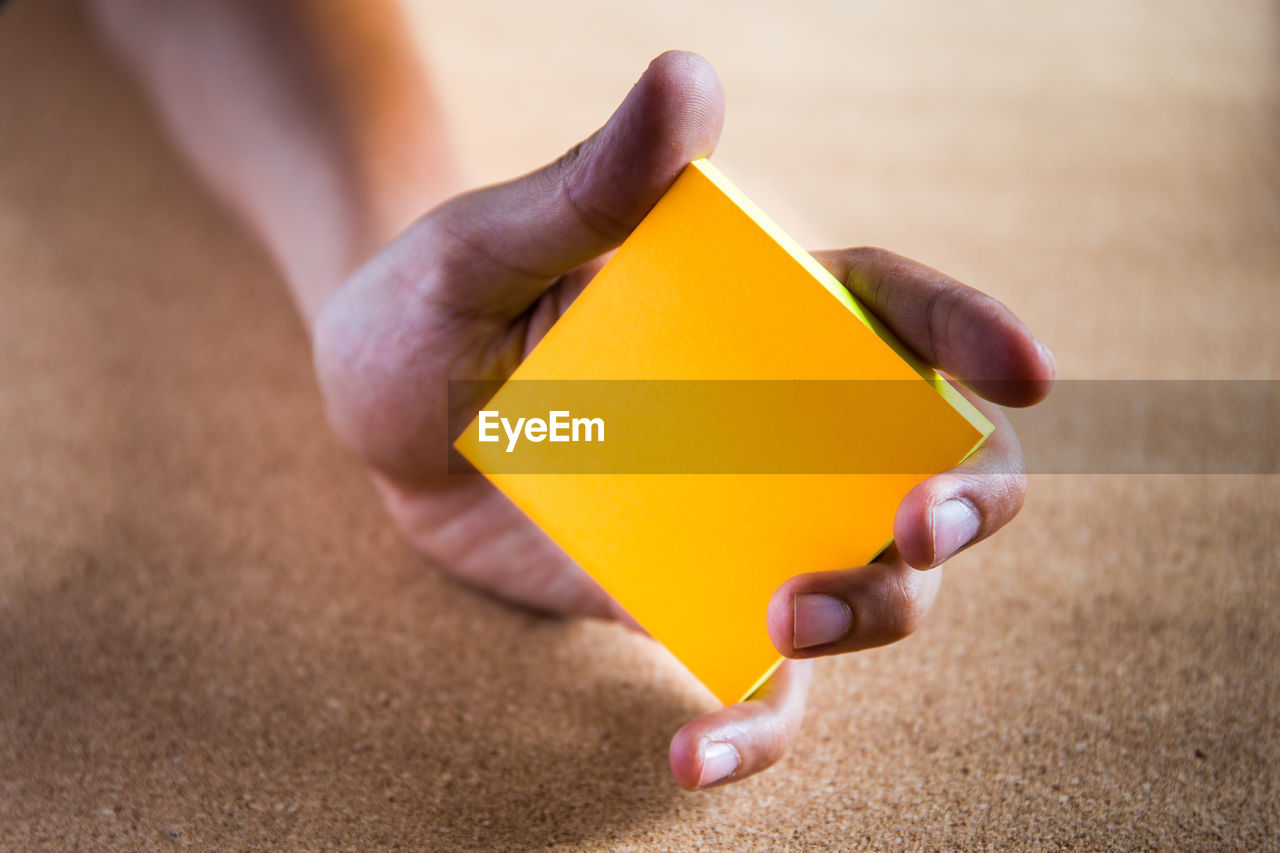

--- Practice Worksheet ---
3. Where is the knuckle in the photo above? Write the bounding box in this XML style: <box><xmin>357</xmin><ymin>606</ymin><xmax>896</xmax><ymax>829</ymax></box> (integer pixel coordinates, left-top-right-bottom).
<box><xmin>847</xmin><ymin>245</ymin><xmax>893</xmax><ymax>263</ymax></box>
<box><xmin>553</xmin><ymin>139</ymin><xmax>627</xmax><ymax>244</ymax></box>
<box><xmin>1005</xmin><ymin>469</ymin><xmax>1028</xmax><ymax>511</ymax></box>
<box><xmin>983</xmin><ymin>469</ymin><xmax>1028</xmax><ymax>525</ymax></box>
<box><xmin>879</xmin><ymin>571</ymin><xmax>930</xmax><ymax>642</ymax></box>
<box><xmin>958</xmin><ymin>466</ymin><xmax>1027</xmax><ymax>532</ymax></box>
<box><xmin>556</xmin><ymin>139</ymin><xmax>588</xmax><ymax>179</ymax></box>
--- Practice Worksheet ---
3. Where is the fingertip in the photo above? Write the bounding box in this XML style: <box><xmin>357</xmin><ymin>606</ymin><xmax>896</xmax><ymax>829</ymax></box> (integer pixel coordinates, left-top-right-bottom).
<box><xmin>893</xmin><ymin>483</ymin><xmax>936</xmax><ymax>570</ymax></box>
<box><xmin>646</xmin><ymin>51</ymin><xmax>725</xmax><ymax>124</ymax></box>
<box><xmin>965</xmin><ymin>318</ymin><xmax>1057</xmax><ymax>408</ymax></box>
<box><xmin>766</xmin><ymin>579</ymin><xmax>798</xmax><ymax>657</ymax></box>
<box><xmin>668</xmin><ymin>723</ymin><xmax>705</xmax><ymax>791</ymax></box>
<box><xmin>670</xmin><ymin>721</ymin><xmax>747</xmax><ymax>791</ymax></box>
<box><xmin>669</xmin><ymin>662</ymin><xmax>813</xmax><ymax>789</ymax></box>
<box><xmin>560</xmin><ymin>51</ymin><xmax>725</xmax><ymax>249</ymax></box>
<box><xmin>1031</xmin><ymin>337</ymin><xmax>1058</xmax><ymax>397</ymax></box>
<box><xmin>630</xmin><ymin>50</ymin><xmax>725</xmax><ymax>161</ymax></box>
<box><xmin>769</xmin><ymin>575</ymin><xmax>859</xmax><ymax>657</ymax></box>
<box><xmin>1008</xmin><ymin>329</ymin><xmax>1056</xmax><ymax>406</ymax></box>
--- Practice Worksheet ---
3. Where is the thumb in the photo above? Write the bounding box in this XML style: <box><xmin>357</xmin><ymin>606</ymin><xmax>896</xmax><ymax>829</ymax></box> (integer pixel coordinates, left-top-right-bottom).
<box><xmin>425</xmin><ymin>50</ymin><xmax>724</xmax><ymax>317</ymax></box>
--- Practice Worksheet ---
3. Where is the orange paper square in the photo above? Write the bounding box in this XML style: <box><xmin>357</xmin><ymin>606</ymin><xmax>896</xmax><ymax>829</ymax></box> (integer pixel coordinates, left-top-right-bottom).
<box><xmin>455</xmin><ymin>159</ymin><xmax>992</xmax><ymax>705</ymax></box>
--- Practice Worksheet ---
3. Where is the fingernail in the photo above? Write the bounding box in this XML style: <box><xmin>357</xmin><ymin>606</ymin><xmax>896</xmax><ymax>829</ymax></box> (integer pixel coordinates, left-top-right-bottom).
<box><xmin>932</xmin><ymin>499</ymin><xmax>980</xmax><ymax>566</ymax></box>
<box><xmin>793</xmin><ymin>594</ymin><xmax>852</xmax><ymax>649</ymax></box>
<box><xmin>697</xmin><ymin>741</ymin><xmax>740</xmax><ymax>788</ymax></box>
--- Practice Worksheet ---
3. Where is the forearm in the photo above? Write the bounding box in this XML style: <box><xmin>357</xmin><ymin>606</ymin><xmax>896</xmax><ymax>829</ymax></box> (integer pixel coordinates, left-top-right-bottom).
<box><xmin>84</xmin><ymin>0</ymin><xmax>459</xmax><ymax>327</ymax></box>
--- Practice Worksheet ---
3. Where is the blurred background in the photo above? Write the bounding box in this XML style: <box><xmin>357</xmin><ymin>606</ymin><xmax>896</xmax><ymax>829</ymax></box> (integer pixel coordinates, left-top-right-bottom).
<box><xmin>1</xmin><ymin>0</ymin><xmax>1276</xmax><ymax>849</ymax></box>
<box><xmin>410</xmin><ymin>0</ymin><xmax>1279</xmax><ymax>381</ymax></box>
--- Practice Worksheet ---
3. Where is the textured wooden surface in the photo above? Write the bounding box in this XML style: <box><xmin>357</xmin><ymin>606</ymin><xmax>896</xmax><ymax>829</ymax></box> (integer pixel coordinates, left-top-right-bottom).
<box><xmin>1</xmin><ymin>1</ymin><xmax>1276</xmax><ymax>849</ymax></box>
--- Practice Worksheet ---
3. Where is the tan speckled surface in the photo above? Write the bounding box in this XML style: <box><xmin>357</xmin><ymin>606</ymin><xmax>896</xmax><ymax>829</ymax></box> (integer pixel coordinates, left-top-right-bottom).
<box><xmin>1</xmin><ymin>1</ymin><xmax>1276</xmax><ymax>849</ymax></box>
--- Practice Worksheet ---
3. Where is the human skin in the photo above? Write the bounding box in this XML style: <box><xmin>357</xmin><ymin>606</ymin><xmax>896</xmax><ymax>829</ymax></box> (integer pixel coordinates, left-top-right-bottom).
<box><xmin>86</xmin><ymin>1</ymin><xmax>1054</xmax><ymax>791</ymax></box>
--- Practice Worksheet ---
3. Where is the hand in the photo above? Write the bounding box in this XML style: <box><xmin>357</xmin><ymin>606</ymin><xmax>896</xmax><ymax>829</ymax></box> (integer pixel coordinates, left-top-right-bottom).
<box><xmin>312</xmin><ymin>51</ymin><xmax>1054</xmax><ymax>790</ymax></box>
<box><xmin>673</xmin><ymin>246</ymin><xmax>1053</xmax><ymax>789</ymax></box>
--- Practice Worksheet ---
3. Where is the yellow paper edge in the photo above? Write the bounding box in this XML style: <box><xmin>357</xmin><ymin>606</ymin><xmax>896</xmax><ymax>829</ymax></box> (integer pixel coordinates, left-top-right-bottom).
<box><xmin>740</xmin><ymin>656</ymin><xmax>785</xmax><ymax>703</ymax></box>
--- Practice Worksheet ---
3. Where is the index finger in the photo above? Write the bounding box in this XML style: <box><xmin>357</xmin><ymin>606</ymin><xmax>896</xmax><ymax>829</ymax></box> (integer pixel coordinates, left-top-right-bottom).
<box><xmin>668</xmin><ymin>660</ymin><xmax>813</xmax><ymax>790</ymax></box>
<box><xmin>814</xmin><ymin>247</ymin><xmax>1056</xmax><ymax>407</ymax></box>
